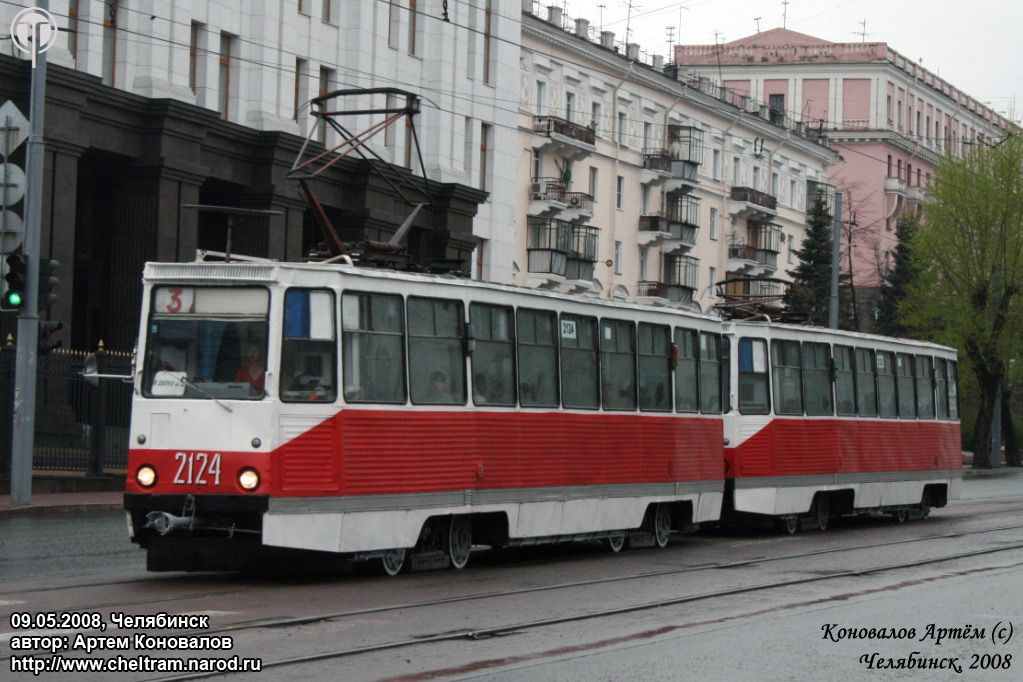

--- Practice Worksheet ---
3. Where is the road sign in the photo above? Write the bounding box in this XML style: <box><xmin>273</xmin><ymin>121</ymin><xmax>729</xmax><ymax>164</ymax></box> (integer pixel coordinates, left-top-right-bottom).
<box><xmin>0</xmin><ymin>101</ymin><xmax>30</xmax><ymax>158</ymax></box>
<box><xmin>0</xmin><ymin>209</ymin><xmax>24</xmax><ymax>253</ymax></box>
<box><xmin>1</xmin><ymin>162</ymin><xmax>27</xmax><ymax>206</ymax></box>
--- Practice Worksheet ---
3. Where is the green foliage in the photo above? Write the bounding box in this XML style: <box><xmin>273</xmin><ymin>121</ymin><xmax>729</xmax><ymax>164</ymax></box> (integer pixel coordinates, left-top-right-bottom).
<box><xmin>875</xmin><ymin>214</ymin><xmax>920</xmax><ymax>337</ymax></box>
<box><xmin>784</xmin><ymin>198</ymin><xmax>834</xmax><ymax>325</ymax></box>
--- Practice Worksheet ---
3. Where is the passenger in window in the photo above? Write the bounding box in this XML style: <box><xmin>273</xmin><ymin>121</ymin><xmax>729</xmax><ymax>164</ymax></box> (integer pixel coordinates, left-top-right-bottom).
<box><xmin>473</xmin><ymin>374</ymin><xmax>489</xmax><ymax>404</ymax></box>
<box><xmin>235</xmin><ymin>343</ymin><xmax>266</xmax><ymax>393</ymax></box>
<box><xmin>427</xmin><ymin>370</ymin><xmax>454</xmax><ymax>403</ymax></box>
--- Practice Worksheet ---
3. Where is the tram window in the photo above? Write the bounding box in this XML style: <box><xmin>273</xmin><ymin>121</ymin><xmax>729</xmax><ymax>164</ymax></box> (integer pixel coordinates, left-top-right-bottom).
<box><xmin>855</xmin><ymin>348</ymin><xmax>878</xmax><ymax>417</ymax></box>
<box><xmin>675</xmin><ymin>328</ymin><xmax>699</xmax><ymax>412</ymax></box>
<box><xmin>638</xmin><ymin>323</ymin><xmax>671</xmax><ymax>412</ymax></box>
<box><xmin>560</xmin><ymin>314</ymin><xmax>599</xmax><ymax>409</ymax></box>
<box><xmin>601</xmin><ymin>319</ymin><xmax>637</xmax><ymax>410</ymax></box>
<box><xmin>771</xmin><ymin>340</ymin><xmax>803</xmax><ymax>415</ymax></box>
<box><xmin>281</xmin><ymin>289</ymin><xmax>337</xmax><ymax>403</ymax></box>
<box><xmin>935</xmin><ymin>359</ymin><xmax>950</xmax><ymax>419</ymax></box>
<box><xmin>802</xmin><ymin>342</ymin><xmax>833</xmax><ymax>416</ymax></box>
<box><xmin>896</xmin><ymin>353</ymin><xmax>916</xmax><ymax>418</ymax></box>
<box><xmin>470</xmin><ymin>303</ymin><xmax>516</xmax><ymax>406</ymax></box>
<box><xmin>876</xmin><ymin>351</ymin><xmax>898</xmax><ymax>418</ymax></box>
<box><xmin>915</xmin><ymin>355</ymin><xmax>935</xmax><ymax>418</ymax></box>
<box><xmin>700</xmin><ymin>333</ymin><xmax>724</xmax><ymax>414</ymax></box>
<box><xmin>517</xmin><ymin>308</ymin><xmax>559</xmax><ymax>408</ymax></box>
<box><xmin>948</xmin><ymin>361</ymin><xmax>959</xmax><ymax>420</ymax></box>
<box><xmin>834</xmin><ymin>346</ymin><xmax>856</xmax><ymax>416</ymax></box>
<box><xmin>738</xmin><ymin>338</ymin><xmax>769</xmax><ymax>414</ymax></box>
<box><xmin>408</xmin><ymin>297</ymin><xmax>466</xmax><ymax>405</ymax></box>
<box><xmin>341</xmin><ymin>292</ymin><xmax>406</xmax><ymax>403</ymax></box>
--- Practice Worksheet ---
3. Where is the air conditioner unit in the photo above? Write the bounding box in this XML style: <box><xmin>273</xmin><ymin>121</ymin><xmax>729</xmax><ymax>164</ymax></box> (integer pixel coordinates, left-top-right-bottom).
<box><xmin>529</xmin><ymin>182</ymin><xmax>544</xmax><ymax>200</ymax></box>
<box><xmin>569</xmin><ymin>196</ymin><xmax>581</xmax><ymax>207</ymax></box>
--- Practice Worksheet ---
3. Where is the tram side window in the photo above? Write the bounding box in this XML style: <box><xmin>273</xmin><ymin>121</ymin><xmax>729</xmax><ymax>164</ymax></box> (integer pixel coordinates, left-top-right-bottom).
<box><xmin>738</xmin><ymin>338</ymin><xmax>769</xmax><ymax>414</ymax></box>
<box><xmin>896</xmin><ymin>352</ymin><xmax>916</xmax><ymax>418</ymax></box>
<box><xmin>915</xmin><ymin>355</ymin><xmax>935</xmax><ymax>418</ymax></box>
<box><xmin>700</xmin><ymin>333</ymin><xmax>724</xmax><ymax>414</ymax></box>
<box><xmin>771</xmin><ymin>340</ymin><xmax>803</xmax><ymax>415</ymax></box>
<box><xmin>638</xmin><ymin>323</ymin><xmax>671</xmax><ymax>412</ymax></box>
<box><xmin>341</xmin><ymin>292</ymin><xmax>406</xmax><ymax>403</ymax></box>
<box><xmin>470</xmin><ymin>303</ymin><xmax>516</xmax><ymax>406</ymax></box>
<box><xmin>560</xmin><ymin>314</ymin><xmax>599</xmax><ymax>409</ymax></box>
<box><xmin>281</xmin><ymin>289</ymin><xmax>337</xmax><ymax>403</ymax></box>
<box><xmin>948</xmin><ymin>361</ymin><xmax>959</xmax><ymax>420</ymax></box>
<box><xmin>517</xmin><ymin>308</ymin><xmax>559</xmax><ymax>408</ymax></box>
<box><xmin>876</xmin><ymin>351</ymin><xmax>898</xmax><ymax>418</ymax></box>
<box><xmin>601</xmin><ymin>319</ymin><xmax>637</xmax><ymax>410</ymax></box>
<box><xmin>675</xmin><ymin>328</ymin><xmax>699</xmax><ymax>413</ymax></box>
<box><xmin>408</xmin><ymin>297</ymin><xmax>466</xmax><ymax>405</ymax></box>
<box><xmin>855</xmin><ymin>348</ymin><xmax>878</xmax><ymax>417</ymax></box>
<box><xmin>935</xmin><ymin>359</ymin><xmax>950</xmax><ymax>419</ymax></box>
<box><xmin>834</xmin><ymin>346</ymin><xmax>856</xmax><ymax>416</ymax></box>
<box><xmin>802</xmin><ymin>342</ymin><xmax>833</xmax><ymax>416</ymax></box>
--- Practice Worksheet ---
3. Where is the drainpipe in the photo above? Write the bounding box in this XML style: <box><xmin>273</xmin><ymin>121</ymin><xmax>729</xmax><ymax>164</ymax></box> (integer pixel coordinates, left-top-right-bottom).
<box><xmin>610</xmin><ymin>61</ymin><xmax>635</xmax><ymax>296</ymax></box>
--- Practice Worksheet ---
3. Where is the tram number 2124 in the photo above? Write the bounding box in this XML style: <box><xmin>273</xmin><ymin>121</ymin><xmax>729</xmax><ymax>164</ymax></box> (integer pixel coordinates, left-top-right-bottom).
<box><xmin>173</xmin><ymin>452</ymin><xmax>222</xmax><ymax>486</ymax></box>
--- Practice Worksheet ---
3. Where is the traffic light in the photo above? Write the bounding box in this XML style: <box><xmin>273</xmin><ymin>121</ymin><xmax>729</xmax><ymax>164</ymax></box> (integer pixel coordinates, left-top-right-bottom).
<box><xmin>2</xmin><ymin>253</ymin><xmax>26</xmax><ymax>311</ymax></box>
<box><xmin>38</xmin><ymin>320</ymin><xmax>62</xmax><ymax>355</ymax></box>
<box><xmin>38</xmin><ymin>258</ymin><xmax>59</xmax><ymax>310</ymax></box>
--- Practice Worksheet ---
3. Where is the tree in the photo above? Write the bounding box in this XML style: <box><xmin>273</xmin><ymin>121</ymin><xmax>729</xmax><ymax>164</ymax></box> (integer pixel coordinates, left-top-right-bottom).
<box><xmin>903</xmin><ymin>136</ymin><xmax>1023</xmax><ymax>468</ymax></box>
<box><xmin>784</xmin><ymin>198</ymin><xmax>834</xmax><ymax>325</ymax></box>
<box><xmin>874</xmin><ymin>213</ymin><xmax>920</xmax><ymax>337</ymax></box>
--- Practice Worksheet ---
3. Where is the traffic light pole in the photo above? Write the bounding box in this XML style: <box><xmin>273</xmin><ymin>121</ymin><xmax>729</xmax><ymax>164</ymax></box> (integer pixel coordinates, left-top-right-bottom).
<box><xmin>10</xmin><ymin>6</ymin><xmax>47</xmax><ymax>505</ymax></box>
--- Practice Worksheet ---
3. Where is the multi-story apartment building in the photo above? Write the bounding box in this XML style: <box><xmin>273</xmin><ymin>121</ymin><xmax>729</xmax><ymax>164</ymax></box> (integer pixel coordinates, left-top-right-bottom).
<box><xmin>675</xmin><ymin>28</ymin><xmax>1015</xmax><ymax>319</ymax></box>
<box><xmin>0</xmin><ymin>0</ymin><xmax>519</xmax><ymax>350</ymax></box>
<box><xmin>517</xmin><ymin>6</ymin><xmax>838</xmax><ymax>314</ymax></box>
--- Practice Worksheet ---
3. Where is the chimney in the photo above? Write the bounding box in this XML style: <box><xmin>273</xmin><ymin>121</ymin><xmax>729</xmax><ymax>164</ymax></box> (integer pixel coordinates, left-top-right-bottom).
<box><xmin>575</xmin><ymin>18</ymin><xmax>590</xmax><ymax>39</ymax></box>
<box><xmin>600</xmin><ymin>31</ymin><xmax>615</xmax><ymax>49</ymax></box>
<box><xmin>626</xmin><ymin>43</ymin><xmax>640</xmax><ymax>60</ymax></box>
<box><xmin>521</xmin><ymin>0</ymin><xmax>532</xmax><ymax>13</ymax></box>
<box><xmin>547</xmin><ymin>5</ymin><xmax>562</xmax><ymax>26</ymax></box>
<box><xmin>652</xmin><ymin>55</ymin><xmax>664</xmax><ymax>70</ymax></box>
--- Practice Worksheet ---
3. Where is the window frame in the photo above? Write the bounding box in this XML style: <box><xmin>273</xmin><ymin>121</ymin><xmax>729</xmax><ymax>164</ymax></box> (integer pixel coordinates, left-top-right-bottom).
<box><xmin>638</xmin><ymin>322</ymin><xmax>672</xmax><ymax>413</ymax></box>
<box><xmin>281</xmin><ymin>287</ymin><xmax>338</xmax><ymax>404</ymax></box>
<box><xmin>469</xmin><ymin>302</ymin><xmax>517</xmax><ymax>407</ymax></box>
<box><xmin>559</xmin><ymin>313</ymin><xmax>600</xmax><ymax>410</ymax></box>
<box><xmin>674</xmin><ymin>327</ymin><xmax>699</xmax><ymax>413</ymax></box>
<box><xmin>341</xmin><ymin>290</ymin><xmax>408</xmax><ymax>405</ymax></box>
<box><xmin>833</xmin><ymin>344</ymin><xmax>856</xmax><ymax>417</ymax></box>
<box><xmin>599</xmin><ymin>317</ymin><xmax>638</xmax><ymax>411</ymax></box>
<box><xmin>895</xmin><ymin>352</ymin><xmax>917</xmax><ymax>418</ymax></box>
<box><xmin>738</xmin><ymin>337</ymin><xmax>770</xmax><ymax>415</ymax></box>
<box><xmin>516</xmin><ymin>307</ymin><xmax>561</xmax><ymax>409</ymax></box>
<box><xmin>876</xmin><ymin>350</ymin><xmax>898</xmax><ymax>418</ymax></box>
<box><xmin>771</xmin><ymin>339</ymin><xmax>803</xmax><ymax>416</ymax></box>
<box><xmin>801</xmin><ymin>341</ymin><xmax>834</xmax><ymax>416</ymax></box>
<box><xmin>406</xmin><ymin>295</ymin><xmax>467</xmax><ymax>406</ymax></box>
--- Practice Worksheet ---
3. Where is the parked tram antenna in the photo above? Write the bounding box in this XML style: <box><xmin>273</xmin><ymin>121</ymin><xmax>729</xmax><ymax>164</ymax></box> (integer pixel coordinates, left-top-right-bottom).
<box><xmin>179</xmin><ymin>205</ymin><xmax>281</xmax><ymax>263</ymax></box>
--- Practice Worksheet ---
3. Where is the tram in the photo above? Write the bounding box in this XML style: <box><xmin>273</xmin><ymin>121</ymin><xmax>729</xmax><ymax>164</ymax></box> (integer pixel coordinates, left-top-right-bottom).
<box><xmin>123</xmin><ymin>260</ymin><xmax>961</xmax><ymax>573</ymax></box>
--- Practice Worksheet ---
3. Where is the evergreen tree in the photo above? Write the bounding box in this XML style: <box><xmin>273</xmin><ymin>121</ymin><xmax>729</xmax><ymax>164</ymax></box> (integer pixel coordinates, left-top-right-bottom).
<box><xmin>874</xmin><ymin>214</ymin><xmax>919</xmax><ymax>337</ymax></box>
<box><xmin>783</xmin><ymin>198</ymin><xmax>834</xmax><ymax>325</ymax></box>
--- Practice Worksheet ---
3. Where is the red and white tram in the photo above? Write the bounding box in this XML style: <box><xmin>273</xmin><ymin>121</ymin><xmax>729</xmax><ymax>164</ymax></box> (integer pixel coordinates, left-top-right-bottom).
<box><xmin>125</xmin><ymin>261</ymin><xmax>726</xmax><ymax>573</ymax></box>
<box><xmin>723</xmin><ymin>320</ymin><xmax>961</xmax><ymax>532</ymax></box>
<box><xmin>123</xmin><ymin>260</ymin><xmax>960</xmax><ymax>573</ymax></box>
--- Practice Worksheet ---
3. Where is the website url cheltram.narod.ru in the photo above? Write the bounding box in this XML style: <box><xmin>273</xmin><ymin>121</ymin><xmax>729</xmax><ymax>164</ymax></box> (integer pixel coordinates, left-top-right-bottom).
<box><xmin>11</xmin><ymin>654</ymin><xmax>263</xmax><ymax>675</ymax></box>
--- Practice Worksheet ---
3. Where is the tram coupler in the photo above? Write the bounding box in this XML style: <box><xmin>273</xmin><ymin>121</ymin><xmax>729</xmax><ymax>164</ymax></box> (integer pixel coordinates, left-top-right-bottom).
<box><xmin>145</xmin><ymin>511</ymin><xmax>206</xmax><ymax>536</ymax></box>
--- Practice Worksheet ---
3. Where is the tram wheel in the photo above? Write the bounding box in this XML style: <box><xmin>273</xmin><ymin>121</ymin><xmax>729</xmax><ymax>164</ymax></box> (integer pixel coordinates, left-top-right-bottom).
<box><xmin>781</xmin><ymin>516</ymin><xmax>799</xmax><ymax>535</ymax></box>
<box><xmin>378</xmin><ymin>548</ymin><xmax>406</xmax><ymax>576</ymax></box>
<box><xmin>607</xmin><ymin>534</ymin><xmax>626</xmax><ymax>553</ymax></box>
<box><xmin>447</xmin><ymin>516</ymin><xmax>472</xmax><ymax>570</ymax></box>
<box><xmin>919</xmin><ymin>494</ymin><xmax>931</xmax><ymax>519</ymax></box>
<box><xmin>653</xmin><ymin>504</ymin><xmax>672</xmax><ymax>548</ymax></box>
<box><xmin>891</xmin><ymin>509</ymin><xmax>908</xmax><ymax>523</ymax></box>
<box><xmin>813</xmin><ymin>496</ymin><xmax>830</xmax><ymax>531</ymax></box>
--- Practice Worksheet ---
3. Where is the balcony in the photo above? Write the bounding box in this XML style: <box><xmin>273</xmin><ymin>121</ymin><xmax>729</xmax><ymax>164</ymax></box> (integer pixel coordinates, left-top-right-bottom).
<box><xmin>527</xmin><ymin>218</ymin><xmax>599</xmax><ymax>290</ymax></box>
<box><xmin>527</xmin><ymin>177</ymin><xmax>566</xmax><ymax>218</ymax></box>
<box><xmin>884</xmin><ymin>176</ymin><xmax>907</xmax><ymax>196</ymax></box>
<box><xmin>665</xmin><ymin>125</ymin><xmax>704</xmax><ymax>193</ymax></box>
<box><xmin>532</xmin><ymin>115</ymin><xmax>597</xmax><ymax>161</ymax></box>
<box><xmin>640</xmin><ymin>149</ymin><xmax>673</xmax><ymax>187</ymax></box>
<box><xmin>662</xmin><ymin>254</ymin><xmax>700</xmax><ymax>305</ymax></box>
<box><xmin>666</xmin><ymin>194</ymin><xmax>700</xmax><ymax>250</ymax></box>
<box><xmin>727</xmin><ymin>243</ymin><xmax>758</xmax><ymax>274</ymax></box>
<box><xmin>637</xmin><ymin>213</ymin><xmax>671</xmax><ymax>248</ymax></box>
<box><xmin>748</xmin><ymin>223</ymin><xmax>782</xmax><ymax>274</ymax></box>
<box><xmin>729</xmin><ymin>186</ymin><xmax>778</xmax><ymax>221</ymax></box>
<box><xmin>560</xmin><ymin>191</ymin><xmax>594</xmax><ymax>222</ymax></box>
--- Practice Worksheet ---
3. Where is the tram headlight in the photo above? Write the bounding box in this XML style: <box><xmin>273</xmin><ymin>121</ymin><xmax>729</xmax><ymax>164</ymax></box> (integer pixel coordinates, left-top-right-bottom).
<box><xmin>136</xmin><ymin>465</ymin><xmax>157</xmax><ymax>488</ymax></box>
<box><xmin>238</xmin><ymin>468</ymin><xmax>261</xmax><ymax>492</ymax></box>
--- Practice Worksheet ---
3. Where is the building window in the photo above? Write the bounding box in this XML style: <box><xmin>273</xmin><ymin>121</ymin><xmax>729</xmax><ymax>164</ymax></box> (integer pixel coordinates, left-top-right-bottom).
<box><xmin>102</xmin><ymin>0</ymin><xmax>119</xmax><ymax>86</ymax></box>
<box><xmin>752</xmin><ymin>166</ymin><xmax>760</xmax><ymax>190</ymax></box>
<box><xmin>463</xmin><ymin>117</ymin><xmax>473</xmax><ymax>175</ymax></box>
<box><xmin>709</xmin><ymin>207</ymin><xmax>718</xmax><ymax>240</ymax></box>
<box><xmin>738</xmin><ymin>338</ymin><xmax>770</xmax><ymax>414</ymax></box>
<box><xmin>588</xmin><ymin>167</ymin><xmax>598</xmax><ymax>197</ymax></box>
<box><xmin>408</xmin><ymin>0</ymin><xmax>419</xmax><ymax>56</ymax></box>
<box><xmin>322</xmin><ymin>0</ymin><xmax>333</xmax><ymax>23</ymax></box>
<box><xmin>614</xmin><ymin>241</ymin><xmax>622</xmax><ymax>274</ymax></box>
<box><xmin>385</xmin><ymin>93</ymin><xmax>399</xmax><ymax>148</ymax></box>
<box><xmin>565</xmin><ymin>92</ymin><xmax>575</xmax><ymax>122</ymax></box>
<box><xmin>712</xmin><ymin>150</ymin><xmax>721</xmax><ymax>180</ymax></box>
<box><xmin>643</xmin><ymin>121</ymin><xmax>652</xmax><ymax>150</ymax></box>
<box><xmin>897</xmin><ymin>159</ymin><xmax>902</xmax><ymax>181</ymax></box>
<box><xmin>69</xmin><ymin>0</ymin><xmax>80</xmax><ymax>60</ymax></box>
<box><xmin>318</xmin><ymin>67</ymin><xmax>334</xmax><ymax>144</ymax></box>
<box><xmin>293</xmin><ymin>58</ymin><xmax>307</xmax><ymax>121</ymax></box>
<box><xmin>617</xmin><ymin>112</ymin><xmax>626</xmax><ymax>146</ymax></box>
<box><xmin>536</xmin><ymin>81</ymin><xmax>546</xmax><ymax>114</ymax></box>
<box><xmin>298</xmin><ymin>0</ymin><xmax>307</xmax><ymax>13</ymax></box>
<box><xmin>708</xmin><ymin>266</ymin><xmax>717</xmax><ymax>294</ymax></box>
<box><xmin>789</xmin><ymin>178</ymin><xmax>797</xmax><ymax>207</ymax></box>
<box><xmin>639</xmin><ymin>250</ymin><xmax>647</xmax><ymax>280</ymax></box>
<box><xmin>887</xmin><ymin>155</ymin><xmax>892</xmax><ymax>177</ymax></box>
<box><xmin>591</xmin><ymin>102</ymin><xmax>601</xmax><ymax>132</ymax></box>
<box><xmin>771</xmin><ymin>172</ymin><xmax>779</xmax><ymax>197</ymax></box>
<box><xmin>616</xmin><ymin>175</ymin><xmax>624</xmax><ymax>209</ymax></box>
<box><xmin>531</xmin><ymin>150</ymin><xmax>542</xmax><ymax>180</ymax></box>
<box><xmin>641</xmin><ymin>185</ymin><xmax>650</xmax><ymax>214</ymax></box>
<box><xmin>482</xmin><ymin>0</ymin><xmax>494</xmax><ymax>84</ymax></box>
<box><xmin>479</xmin><ymin>123</ymin><xmax>493</xmax><ymax>191</ymax></box>
<box><xmin>886</xmin><ymin>94</ymin><xmax>893</xmax><ymax>122</ymax></box>
<box><xmin>388</xmin><ymin>0</ymin><xmax>400</xmax><ymax>47</ymax></box>
<box><xmin>787</xmin><ymin>241</ymin><xmax>795</xmax><ymax>264</ymax></box>
<box><xmin>732</xmin><ymin>157</ymin><xmax>740</xmax><ymax>186</ymax></box>
<box><xmin>218</xmin><ymin>32</ymin><xmax>233</xmax><ymax>120</ymax></box>
<box><xmin>188</xmin><ymin>21</ymin><xmax>203</xmax><ymax>93</ymax></box>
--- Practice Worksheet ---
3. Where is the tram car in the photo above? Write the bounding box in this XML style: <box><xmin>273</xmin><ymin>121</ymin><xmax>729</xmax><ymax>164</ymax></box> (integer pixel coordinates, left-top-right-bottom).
<box><xmin>723</xmin><ymin>320</ymin><xmax>961</xmax><ymax>532</ymax></box>
<box><xmin>124</xmin><ymin>260</ymin><xmax>726</xmax><ymax>573</ymax></box>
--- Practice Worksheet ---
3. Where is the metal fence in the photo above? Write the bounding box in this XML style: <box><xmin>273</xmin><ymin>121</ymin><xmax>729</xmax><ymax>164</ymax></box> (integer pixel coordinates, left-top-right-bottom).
<box><xmin>0</xmin><ymin>341</ymin><xmax>133</xmax><ymax>477</ymax></box>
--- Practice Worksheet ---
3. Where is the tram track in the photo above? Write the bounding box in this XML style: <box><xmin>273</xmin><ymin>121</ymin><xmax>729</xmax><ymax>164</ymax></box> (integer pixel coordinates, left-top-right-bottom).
<box><xmin>4</xmin><ymin>519</ymin><xmax>1023</xmax><ymax>666</ymax></box>
<box><xmin>151</xmin><ymin>541</ymin><xmax>1023</xmax><ymax>681</ymax></box>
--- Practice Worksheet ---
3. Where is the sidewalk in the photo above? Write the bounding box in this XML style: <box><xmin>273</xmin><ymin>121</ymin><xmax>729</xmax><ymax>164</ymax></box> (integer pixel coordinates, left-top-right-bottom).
<box><xmin>0</xmin><ymin>490</ymin><xmax>123</xmax><ymax>515</ymax></box>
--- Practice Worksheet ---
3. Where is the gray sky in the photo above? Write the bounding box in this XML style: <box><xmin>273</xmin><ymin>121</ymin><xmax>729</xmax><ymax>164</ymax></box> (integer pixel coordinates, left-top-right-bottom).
<box><xmin>586</xmin><ymin>0</ymin><xmax>1020</xmax><ymax>124</ymax></box>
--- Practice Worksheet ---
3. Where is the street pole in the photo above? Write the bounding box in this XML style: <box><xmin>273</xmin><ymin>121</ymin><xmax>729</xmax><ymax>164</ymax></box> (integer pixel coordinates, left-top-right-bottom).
<box><xmin>10</xmin><ymin>1</ymin><xmax>49</xmax><ymax>505</ymax></box>
<box><xmin>828</xmin><ymin>192</ymin><xmax>843</xmax><ymax>330</ymax></box>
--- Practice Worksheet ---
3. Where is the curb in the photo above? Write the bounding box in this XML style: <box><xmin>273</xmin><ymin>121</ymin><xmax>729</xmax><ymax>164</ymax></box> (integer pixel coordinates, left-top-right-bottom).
<box><xmin>0</xmin><ymin>503</ymin><xmax>123</xmax><ymax>516</ymax></box>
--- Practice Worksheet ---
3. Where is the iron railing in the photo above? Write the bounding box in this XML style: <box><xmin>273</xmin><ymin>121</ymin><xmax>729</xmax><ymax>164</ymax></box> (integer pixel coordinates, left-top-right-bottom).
<box><xmin>730</xmin><ymin>186</ymin><xmax>778</xmax><ymax>210</ymax></box>
<box><xmin>533</xmin><ymin>115</ymin><xmax>597</xmax><ymax>145</ymax></box>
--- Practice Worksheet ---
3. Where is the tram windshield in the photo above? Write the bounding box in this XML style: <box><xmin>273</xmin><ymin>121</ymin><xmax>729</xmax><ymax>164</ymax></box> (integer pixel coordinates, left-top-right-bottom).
<box><xmin>142</xmin><ymin>286</ymin><xmax>270</xmax><ymax>400</ymax></box>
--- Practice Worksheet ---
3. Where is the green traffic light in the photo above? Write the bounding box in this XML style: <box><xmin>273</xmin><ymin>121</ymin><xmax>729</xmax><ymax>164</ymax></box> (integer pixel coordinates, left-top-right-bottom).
<box><xmin>5</xmin><ymin>291</ymin><xmax>22</xmax><ymax>307</ymax></box>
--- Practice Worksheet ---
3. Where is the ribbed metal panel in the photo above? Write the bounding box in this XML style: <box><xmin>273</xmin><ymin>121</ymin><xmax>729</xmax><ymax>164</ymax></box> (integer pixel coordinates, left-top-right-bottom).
<box><xmin>278</xmin><ymin>416</ymin><xmax>338</xmax><ymax>493</ymax></box>
<box><xmin>145</xmin><ymin>263</ymin><xmax>276</xmax><ymax>281</ymax></box>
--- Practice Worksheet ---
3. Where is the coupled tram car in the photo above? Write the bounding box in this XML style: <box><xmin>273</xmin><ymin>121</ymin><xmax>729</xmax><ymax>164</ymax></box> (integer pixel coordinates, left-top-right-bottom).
<box><xmin>124</xmin><ymin>260</ymin><xmax>961</xmax><ymax>574</ymax></box>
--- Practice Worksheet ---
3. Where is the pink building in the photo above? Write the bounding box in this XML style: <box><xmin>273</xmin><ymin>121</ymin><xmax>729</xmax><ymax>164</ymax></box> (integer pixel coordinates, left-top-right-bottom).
<box><xmin>676</xmin><ymin>28</ymin><xmax>1015</xmax><ymax>322</ymax></box>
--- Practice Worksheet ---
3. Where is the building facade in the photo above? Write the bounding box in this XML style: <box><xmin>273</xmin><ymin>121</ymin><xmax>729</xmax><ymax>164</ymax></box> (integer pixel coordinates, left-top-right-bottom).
<box><xmin>517</xmin><ymin>7</ymin><xmax>838</xmax><ymax>314</ymax></box>
<box><xmin>0</xmin><ymin>0</ymin><xmax>520</xmax><ymax>350</ymax></box>
<box><xmin>675</xmin><ymin>28</ymin><xmax>1015</xmax><ymax>320</ymax></box>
